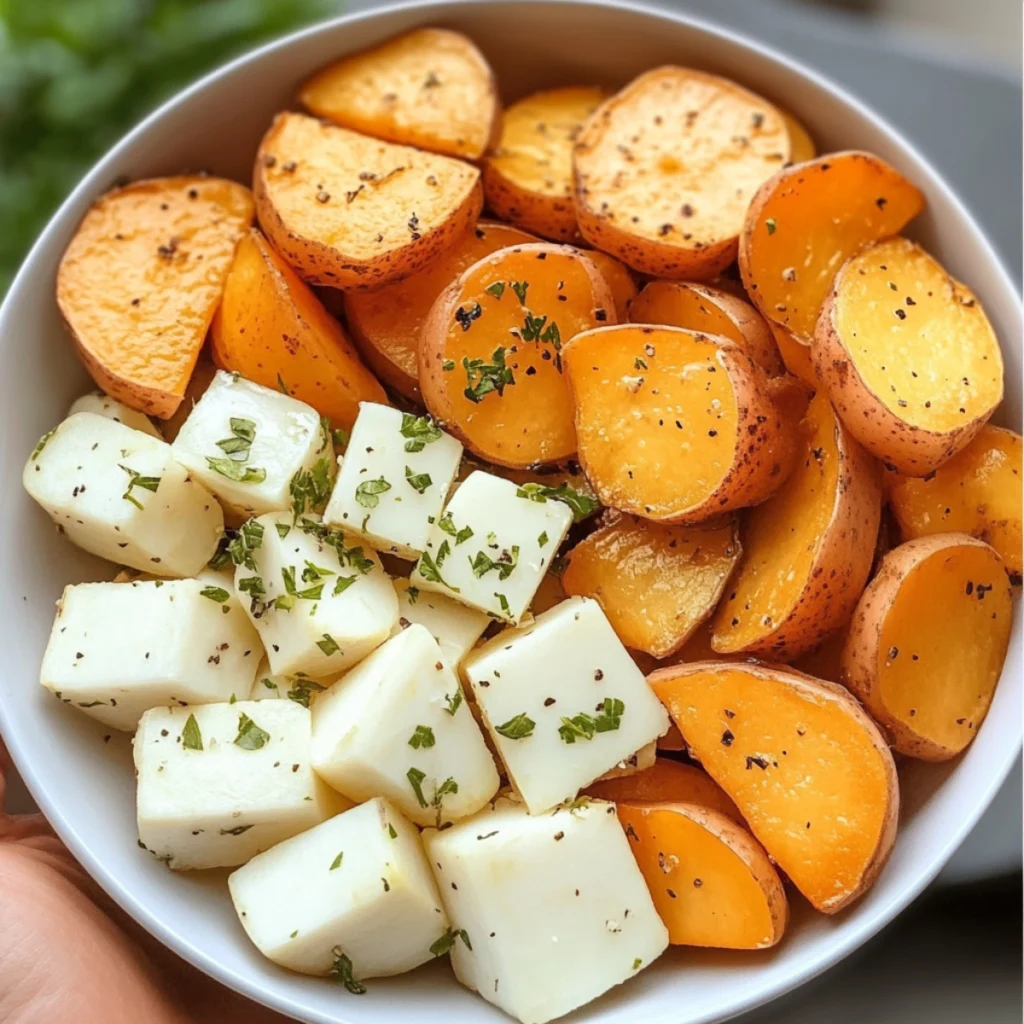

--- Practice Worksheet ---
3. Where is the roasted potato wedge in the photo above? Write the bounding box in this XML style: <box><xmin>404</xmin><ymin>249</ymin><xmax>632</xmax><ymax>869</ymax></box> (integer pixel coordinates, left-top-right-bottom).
<box><xmin>211</xmin><ymin>229</ymin><xmax>386</xmax><ymax>429</ymax></box>
<box><xmin>770</xmin><ymin>323</ymin><xmax>815</xmax><ymax>385</ymax></box>
<box><xmin>574</xmin><ymin>67</ymin><xmax>790</xmax><ymax>279</ymax></box>
<box><xmin>886</xmin><ymin>425</ymin><xmax>1022</xmax><ymax>582</ymax></box>
<box><xmin>814</xmin><ymin>237</ymin><xmax>1004</xmax><ymax>475</ymax></box>
<box><xmin>617</xmin><ymin>802</ymin><xmax>787</xmax><ymax>949</ymax></box>
<box><xmin>583</xmin><ymin>250</ymin><xmax>638</xmax><ymax>321</ymax></box>
<box><xmin>299</xmin><ymin>28</ymin><xmax>499</xmax><ymax>161</ymax></box>
<box><xmin>651</xmin><ymin>661</ymin><xmax>899</xmax><ymax>913</ymax></box>
<box><xmin>564</xmin><ymin>325</ymin><xmax>790</xmax><ymax>523</ymax></box>
<box><xmin>562</xmin><ymin>512</ymin><xmax>741</xmax><ymax>657</ymax></box>
<box><xmin>254</xmin><ymin>112</ymin><xmax>482</xmax><ymax>290</ymax></box>
<box><xmin>628</xmin><ymin>280</ymin><xmax>783</xmax><ymax>376</ymax></box>
<box><xmin>841</xmin><ymin>534</ymin><xmax>1012</xmax><ymax>760</ymax></box>
<box><xmin>712</xmin><ymin>391</ymin><xmax>881</xmax><ymax>660</ymax></box>
<box><xmin>739</xmin><ymin>151</ymin><xmax>924</xmax><ymax>343</ymax></box>
<box><xmin>484</xmin><ymin>86</ymin><xmax>609</xmax><ymax>241</ymax></box>
<box><xmin>343</xmin><ymin>220</ymin><xmax>537</xmax><ymax>400</ymax></box>
<box><xmin>56</xmin><ymin>176</ymin><xmax>254</xmax><ymax>419</ymax></box>
<box><xmin>420</xmin><ymin>242</ymin><xmax>614</xmax><ymax>466</ymax></box>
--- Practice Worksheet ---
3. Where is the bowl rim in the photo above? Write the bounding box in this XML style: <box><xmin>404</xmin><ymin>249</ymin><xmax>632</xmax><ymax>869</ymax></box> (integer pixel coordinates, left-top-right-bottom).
<box><xmin>1</xmin><ymin>2</ymin><xmax>1020</xmax><ymax>1023</ymax></box>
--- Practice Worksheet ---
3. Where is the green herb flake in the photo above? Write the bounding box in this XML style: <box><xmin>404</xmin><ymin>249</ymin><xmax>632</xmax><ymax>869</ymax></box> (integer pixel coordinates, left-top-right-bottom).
<box><xmin>181</xmin><ymin>713</ymin><xmax>203</xmax><ymax>751</ymax></box>
<box><xmin>495</xmin><ymin>712</ymin><xmax>535</xmax><ymax>740</ymax></box>
<box><xmin>275</xmin><ymin>523</ymin><xmax>292</xmax><ymax>539</ymax></box>
<box><xmin>290</xmin><ymin>458</ymin><xmax>333</xmax><ymax>517</ymax></box>
<box><xmin>632</xmin><ymin>957</ymin><xmax>643</xmax><ymax>970</ymax></box>
<box><xmin>317</xmin><ymin>634</ymin><xmax>341</xmax><ymax>656</ymax></box>
<box><xmin>430</xmin><ymin>926</ymin><xmax>472</xmax><ymax>957</ymax></box>
<box><xmin>206</xmin><ymin>456</ymin><xmax>266</xmax><ymax>484</ymax></box>
<box><xmin>444</xmin><ymin>689</ymin><xmax>463</xmax><ymax>716</ymax></box>
<box><xmin>228</xmin><ymin>519</ymin><xmax>264</xmax><ymax>570</ymax></box>
<box><xmin>515</xmin><ymin>482</ymin><xmax>599</xmax><ymax>522</ymax></box>
<box><xmin>277</xmin><ymin>373</ymin><xmax>290</xmax><ymax>394</ymax></box>
<box><xmin>494</xmin><ymin>591</ymin><xmax>510</xmax><ymax>615</ymax></box>
<box><xmin>388</xmin><ymin>823</ymin><xmax>398</xmax><ymax>839</ymax></box>
<box><xmin>405</xmin><ymin>466</ymin><xmax>433</xmax><ymax>494</ymax></box>
<box><xmin>418</xmin><ymin>549</ymin><xmax>458</xmax><ymax>592</ymax></box>
<box><xmin>287</xmin><ymin>679</ymin><xmax>327</xmax><ymax>708</ymax></box>
<box><xmin>332</xmin><ymin>427</ymin><xmax>350</xmax><ymax>450</ymax></box>
<box><xmin>200</xmin><ymin>586</ymin><xmax>230</xmax><ymax>603</ymax></box>
<box><xmin>329</xmin><ymin>851</ymin><xmax>344</xmax><ymax>871</ymax></box>
<box><xmin>30</xmin><ymin>428</ymin><xmax>56</xmax><ymax>461</ymax></box>
<box><xmin>406</xmin><ymin>585</ymin><xmax>420</xmax><ymax>604</ymax></box>
<box><xmin>400</xmin><ymin>413</ymin><xmax>442</xmax><ymax>453</ymax></box>
<box><xmin>442</xmin><ymin>359</ymin><xmax>456</xmax><ymax>372</ymax></box>
<box><xmin>766</xmin><ymin>217</ymin><xmax>777</xmax><ymax>235</ymax></box>
<box><xmin>511</xmin><ymin>280</ymin><xmax>528</xmax><ymax>304</ymax></box>
<box><xmin>537</xmin><ymin>531</ymin><xmax>549</xmax><ymax>547</ymax></box>
<box><xmin>215</xmin><ymin>417</ymin><xmax>257</xmax><ymax>460</ymax></box>
<box><xmin>407</xmin><ymin>766</ymin><xmax>429</xmax><ymax>808</ymax></box>
<box><xmin>470</xmin><ymin>545</ymin><xmax>519</xmax><ymax>581</ymax></box>
<box><xmin>438</xmin><ymin>512</ymin><xmax>473</xmax><ymax>545</ymax></box>
<box><xmin>119</xmin><ymin>464</ymin><xmax>162</xmax><ymax>510</ymax></box>
<box><xmin>332</xmin><ymin>574</ymin><xmax>357</xmax><ymax>596</ymax></box>
<box><xmin>462</xmin><ymin>347</ymin><xmax>515</xmax><ymax>403</ymax></box>
<box><xmin>330</xmin><ymin>948</ymin><xmax>366</xmax><ymax>995</ymax></box>
<box><xmin>261</xmin><ymin>678</ymin><xmax>279</xmax><ymax>692</ymax></box>
<box><xmin>233</xmin><ymin>712</ymin><xmax>271</xmax><ymax>750</ymax></box>
<box><xmin>355</xmin><ymin>476</ymin><xmax>392</xmax><ymax>508</ymax></box>
<box><xmin>219</xmin><ymin>824</ymin><xmax>254</xmax><ymax>836</ymax></box>
<box><xmin>634</xmin><ymin>357</ymin><xmax>648</xmax><ymax>371</ymax></box>
<box><xmin>408</xmin><ymin>725</ymin><xmax>436</xmax><ymax>749</ymax></box>
<box><xmin>485</xmin><ymin>281</ymin><xmax>506</xmax><ymax>299</ymax></box>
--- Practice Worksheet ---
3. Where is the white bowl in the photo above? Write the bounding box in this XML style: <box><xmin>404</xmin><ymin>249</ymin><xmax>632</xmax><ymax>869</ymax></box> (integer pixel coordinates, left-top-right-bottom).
<box><xmin>0</xmin><ymin>2</ymin><xmax>1019</xmax><ymax>1022</ymax></box>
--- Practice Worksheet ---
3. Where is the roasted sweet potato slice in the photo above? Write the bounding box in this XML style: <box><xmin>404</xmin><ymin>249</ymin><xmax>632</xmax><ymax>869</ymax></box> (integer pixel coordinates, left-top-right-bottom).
<box><xmin>299</xmin><ymin>28</ymin><xmax>499</xmax><ymax>161</ymax></box>
<box><xmin>562</xmin><ymin>512</ymin><xmax>741</xmax><ymax>657</ymax></box>
<box><xmin>343</xmin><ymin>220</ymin><xmax>536</xmax><ymax>400</ymax></box>
<box><xmin>814</xmin><ymin>237</ymin><xmax>1004</xmax><ymax>475</ymax></box>
<box><xmin>584</xmin><ymin>250</ymin><xmax>638</xmax><ymax>321</ymax></box>
<box><xmin>712</xmin><ymin>391</ymin><xmax>881</xmax><ymax>659</ymax></box>
<box><xmin>254</xmin><ymin>112</ymin><xmax>482</xmax><ymax>290</ymax></box>
<box><xmin>484</xmin><ymin>86</ymin><xmax>609</xmax><ymax>241</ymax></box>
<box><xmin>842</xmin><ymin>534</ymin><xmax>1012</xmax><ymax>760</ymax></box>
<box><xmin>739</xmin><ymin>151</ymin><xmax>924</xmax><ymax>342</ymax></box>
<box><xmin>617</xmin><ymin>802</ymin><xmax>787</xmax><ymax>948</ymax></box>
<box><xmin>650</xmin><ymin>661</ymin><xmax>899</xmax><ymax>913</ymax></box>
<box><xmin>419</xmin><ymin>242</ymin><xmax>614</xmax><ymax>466</ymax></box>
<box><xmin>211</xmin><ymin>229</ymin><xmax>386</xmax><ymax>429</ymax></box>
<box><xmin>628</xmin><ymin>280</ymin><xmax>783</xmax><ymax>376</ymax></box>
<box><xmin>791</xmin><ymin>624</ymin><xmax>849</xmax><ymax>684</ymax></box>
<box><xmin>886</xmin><ymin>425</ymin><xmax>1022</xmax><ymax>582</ymax></box>
<box><xmin>564</xmin><ymin>325</ymin><xmax>790</xmax><ymax>523</ymax></box>
<box><xmin>770</xmin><ymin>323</ymin><xmax>815</xmax><ymax>385</ymax></box>
<box><xmin>56</xmin><ymin>176</ymin><xmax>254</xmax><ymax>419</ymax></box>
<box><xmin>782</xmin><ymin>109</ymin><xmax>816</xmax><ymax>163</ymax></box>
<box><xmin>574</xmin><ymin>67</ymin><xmax>790</xmax><ymax>279</ymax></box>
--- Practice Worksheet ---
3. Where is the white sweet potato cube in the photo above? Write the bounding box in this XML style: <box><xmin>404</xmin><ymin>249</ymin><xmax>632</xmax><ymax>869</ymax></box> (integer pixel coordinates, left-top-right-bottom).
<box><xmin>23</xmin><ymin>412</ymin><xmax>223</xmax><ymax>576</ymax></box>
<box><xmin>390</xmin><ymin>577</ymin><xmax>489</xmax><ymax>670</ymax></box>
<box><xmin>233</xmin><ymin>512</ymin><xmax>398</xmax><ymax>677</ymax></box>
<box><xmin>248</xmin><ymin>654</ymin><xmax>332</xmax><ymax>707</ymax></box>
<box><xmin>462</xmin><ymin>597</ymin><xmax>670</xmax><ymax>813</ymax></box>
<box><xmin>228</xmin><ymin>798</ymin><xmax>448</xmax><ymax>979</ymax></box>
<box><xmin>134</xmin><ymin>700</ymin><xmax>348</xmax><ymax>870</ymax></box>
<box><xmin>40</xmin><ymin>578</ymin><xmax>262</xmax><ymax>731</ymax></box>
<box><xmin>172</xmin><ymin>370</ymin><xmax>333</xmax><ymax>518</ymax></box>
<box><xmin>410</xmin><ymin>471</ymin><xmax>572</xmax><ymax>624</ymax></box>
<box><xmin>423</xmin><ymin>794</ymin><xmax>668</xmax><ymax>1024</ymax></box>
<box><xmin>68</xmin><ymin>390</ymin><xmax>162</xmax><ymax>438</ymax></box>
<box><xmin>324</xmin><ymin>403</ymin><xmax>463</xmax><ymax>558</ymax></box>
<box><xmin>311</xmin><ymin>625</ymin><xmax>499</xmax><ymax>826</ymax></box>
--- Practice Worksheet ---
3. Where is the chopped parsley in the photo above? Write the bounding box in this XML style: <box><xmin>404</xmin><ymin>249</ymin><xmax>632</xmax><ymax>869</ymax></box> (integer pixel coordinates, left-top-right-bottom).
<box><xmin>406</xmin><ymin>586</ymin><xmax>420</xmax><ymax>604</ymax></box>
<box><xmin>119</xmin><ymin>464</ymin><xmax>161</xmax><ymax>510</ymax></box>
<box><xmin>634</xmin><ymin>357</ymin><xmax>648</xmax><ymax>370</ymax></box>
<box><xmin>400</xmin><ymin>413</ymin><xmax>442</xmax><ymax>453</ymax></box>
<box><xmin>407</xmin><ymin>766</ymin><xmax>429</xmax><ymax>808</ymax></box>
<box><xmin>515</xmin><ymin>482</ymin><xmax>599</xmax><ymax>522</ymax></box>
<box><xmin>494</xmin><ymin>592</ymin><xmax>510</xmax><ymax>615</ymax></box>
<box><xmin>511</xmin><ymin>280</ymin><xmax>528</xmax><ymax>304</ymax></box>
<box><xmin>470</xmin><ymin>545</ymin><xmax>519</xmax><ymax>581</ymax></box>
<box><xmin>206</xmin><ymin>457</ymin><xmax>266</xmax><ymax>484</ymax></box>
<box><xmin>329</xmin><ymin>852</ymin><xmax>344</xmax><ymax>871</ymax></box>
<box><xmin>317</xmin><ymin>634</ymin><xmax>341</xmax><ymax>656</ymax></box>
<box><xmin>287</xmin><ymin>678</ymin><xmax>327</xmax><ymax>708</ymax></box>
<box><xmin>388</xmin><ymin>823</ymin><xmax>398</xmax><ymax>839</ymax></box>
<box><xmin>332</xmin><ymin>574</ymin><xmax>357</xmax><ymax>596</ymax></box>
<box><xmin>30</xmin><ymin>428</ymin><xmax>56</xmax><ymax>461</ymax></box>
<box><xmin>558</xmin><ymin>698</ymin><xmax>624</xmax><ymax>743</ymax></box>
<box><xmin>289</xmin><ymin>458</ymin><xmax>333</xmax><ymax>516</ymax></box>
<box><xmin>181</xmin><ymin>713</ymin><xmax>203</xmax><ymax>751</ymax></box>
<box><xmin>355</xmin><ymin>477</ymin><xmax>391</xmax><ymax>508</ymax></box>
<box><xmin>199</xmin><ymin>586</ymin><xmax>230</xmax><ymax>603</ymax></box>
<box><xmin>766</xmin><ymin>217</ymin><xmax>777</xmax><ymax>235</ymax></box>
<box><xmin>417</xmin><ymin>550</ymin><xmax>458</xmax><ymax>591</ymax></box>
<box><xmin>438</xmin><ymin>512</ymin><xmax>473</xmax><ymax>545</ymax></box>
<box><xmin>430</xmin><ymin>927</ymin><xmax>472</xmax><ymax>957</ymax></box>
<box><xmin>330</xmin><ymin>948</ymin><xmax>366</xmax><ymax>995</ymax></box>
<box><xmin>442</xmin><ymin>359</ymin><xmax>455</xmax><ymax>372</ymax></box>
<box><xmin>485</xmin><ymin>281</ymin><xmax>505</xmax><ymax>299</ymax></box>
<box><xmin>215</xmin><ymin>417</ymin><xmax>256</xmax><ymax>459</ymax></box>
<box><xmin>408</xmin><ymin>725</ymin><xmax>436</xmax><ymax>749</ymax></box>
<box><xmin>405</xmin><ymin>466</ymin><xmax>432</xmax><ymax>494</ymax></box>
<box><xmin>261</xmin><ymin>678</ymin><xmax>279</xmax><ymax>692</ymax></box>
<box><xmin>233</xmin><ymin>713</ymin><xmax>270</xmax><ymax>750</ymax></box>
<box><xmin>275</xmin><ymin>523</ymin><xmax>292</xmax><ymax>539</ymax></box>
<box><xmin>444</xmin><ymin>689</ymin><xmax>463</xmax><ymax>715</ymax></box>
<box><xmin>537</xmin><ymin>531</ymin><xmax>549</xmax><ymax>547</ymax></box>
<box><xmin>463</xmin><ymin>347</ymin><xmax>515</xmax><ymax>403</ymax></box>
<box><xmin>227</xmin><ymin>519</ymin><xmax>264</xmax><ymax>570</ymax></box>
<box><xmin>495</xmin><ymin>713</ymin><xmax>535</xmax><ymax>740</ymax></box>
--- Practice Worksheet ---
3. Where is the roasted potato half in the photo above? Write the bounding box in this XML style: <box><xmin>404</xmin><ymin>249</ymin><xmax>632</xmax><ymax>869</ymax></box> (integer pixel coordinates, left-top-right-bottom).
<box><xmin>583</xmin><ymin>250</ymin><xmax>638</xmax><ymax>321</ymax></box>
<box><xmin>841</xmin><ymin>533</ymin><xmax>1013</xmax><ymax>760</ymax></box>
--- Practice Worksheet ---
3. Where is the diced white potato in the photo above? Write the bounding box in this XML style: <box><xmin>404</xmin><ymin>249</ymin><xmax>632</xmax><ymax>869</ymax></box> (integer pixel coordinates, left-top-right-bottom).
<box><xmin>229</xmin><ymin>798</ymin><xmax>448</xmax><ymax>980</ymax></box>
<box><xmin>390</xmin><ymin>577</ymin><xmax>490</xmax><ymax>671</ymax></box>
<box><xmin>40</xmin><ymin>578</ymin><xmax>262</xmax><ymax>731</ymax></box>
<box><xmin>68</xmin><ymin>390</ymin><xmax>162</xmax><ymax>438</ymax></box>
<box><xmin>423</xmin><ymin>794</ymin><xmax>668</xmax><ymax>1024</ymax></box>
<box><xmin>312</xmin><ymin>625</ymin><xmax>499</xmax><ymax>827</ymax></box>
<box><xmin>463</xmin><ymin>597</ymin><xmax>670</xmax><ymax>813</ymax></box>
<box><xmin>134</xmin><ymin>700</ymin><xmax>348</xmax><ymax>870</ymax></box>
<box><xmin>172</xmin><ymin>370</ymin><xmax>333</xmax><ymax>519</ymax></box>
<box><xmin>248</xmin><ymin>654</ymin><xmax>333</xmax><ymax>707</ymax></box>
<box><xmin>410</xmin><ymin>471</ymin><xmax>573</xmax><ymax>624</ymax></box>
<box><xmin>23</xmin><ymin>412</ymin><xmax>223</xmax><ymax>576</ymax></box>
<box><xmin>324</xmin><ymin>403</ymin><xmax>463</xmax><ymax>558</ymax></box>
<box><xmin>593</xmin><ymin>740</ymin><xmax>657</xmax><ymax>782</ymax></box>
<box><xmin>233</xmin><ymin>512</ymin><xmax>398</xmax><ymax>678</ymax></box>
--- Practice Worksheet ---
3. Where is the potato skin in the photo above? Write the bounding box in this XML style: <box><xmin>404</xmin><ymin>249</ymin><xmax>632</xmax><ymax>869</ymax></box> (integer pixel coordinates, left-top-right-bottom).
<box><xmin>483</xmin><ymin>162</ymin><xmax>580</xmax><ymax>242</ymax></box>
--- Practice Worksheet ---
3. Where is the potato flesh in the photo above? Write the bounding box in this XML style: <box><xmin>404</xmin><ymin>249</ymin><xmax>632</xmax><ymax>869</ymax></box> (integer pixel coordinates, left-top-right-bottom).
<box><xmin>57</xmin><ymin>176</ymin><xmax>254</xmax><ymax>418</ymax></box>
<box><xmin>887</xmin><ymin>426</ymin><xmax>1022</xmax><ymax>579</ymax></box>
<box><xmin>832</xmin><ymin>237</ymin><xmax>1003</xmax><ymax>435</ymax></box>
<box><xmin>583</xmin><ymin>250</ymin><xmax>637</xmax><ymax>321</ymax></box>
<box><xmin>740</xmin><ymin>152</ymin><xmax>924</xmax><ymax>341</ymax></box>
<box><xmin>299</xmin><ymin>28</ymin><xmax>497</xmax><ymax>160</ymax></box>
<box><xmin>563</xmin><ymin>514</ymin><xmax>740</xmax><ymax>657</ymax></box>
<box><xmin>343</xmin><ymin>221</ymin><xmax>536</xmax><ymax>398</ymax></box>
<box><xmin>781</xmin><ymin>110</ymin><xmax>816</xmax><ymax>163</ymax></box>
<box><xmin>651</xmin><ymin>664</ymin><xmax>896</xmax><ymax>912</ymax></box>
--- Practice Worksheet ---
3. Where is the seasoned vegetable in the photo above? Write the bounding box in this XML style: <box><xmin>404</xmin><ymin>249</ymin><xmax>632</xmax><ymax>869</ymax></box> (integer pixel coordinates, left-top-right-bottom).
<box><xmin>419</xmin><ymin>242</ymin><xmax>614</xmax><ymax>466</ymax></box>
<box><xmin>562</xmin><ymin>512</ymin><xmax>741</xmax><ymax>657</ymax></box>
<box><xmin>770</xmin><ymin>322</ymin><xmax>815</xmax><ymax>385</ymax></box>
<box><xmin>483</xmin><ymin>86</ymin><xmax>609</xmax><ymax>241</ymax></box>
<box><xmin>886</xmin><ymin>425</ymin><xmax>1022</xmax><ymax>582</ymax></box>
<box><xmin>564</xmin><ymin>325</ymin><xmax>789</xmax><ymax>523</ymax></box>
<box><xmin>739</xmin><ymin>151</ymin><xmax>924</xmax><ymax>342</ymax></box>
<box><xmin>211</xmin><ymin>229</ymin><xmax>386</xmax><ymax>430</ymax></box>
<box><xmin>841</xmin><ymin>534</ymin><xmax>1012</xmax><ymax>760</ymax></box>
<box><xmin>299</xmin><ymin>28</ymin><xmax>499</xmax><ymax>161</ymax></box>
<box><xmin>344</xmin><ymin>220</ymin><xmax>536</xmax><ymax>400</ymax></box>
<box><xmin>574</xmin><ymin>67</ymin><xmax>790</xmax><ymax>279</ymax></box>
<box><xmin>56</xmin><ymin>176</ymin><xmax>254</xmax><ymax>419</ymax></box>
<box><xmin>651</xmin><ymin>661</ymin><xmax>899</xmax><ymax>913</ymax></box>
<box><xmin>813</xmin><ymin>237</ymin><xmax>1004</xmax><ymax>475</ymax></box>
<box><xmin>712</xmin><ymin>391</ymin><xmax>881</xmax><ymax>660</ymax></box>
<box><xmin>584</xmin><ymin>250</ymin><xmax>638</xmax><ymax>321</ymax></box>
<box><xmin>254</xmin><ymin>112</ymin><xmax>482</xmax><ymax>289</ymax></box>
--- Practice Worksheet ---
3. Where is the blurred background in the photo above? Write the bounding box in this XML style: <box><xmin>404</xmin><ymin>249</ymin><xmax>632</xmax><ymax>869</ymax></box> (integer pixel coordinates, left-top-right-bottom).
<box><xmin>1</xmin><ymin>0</ymin><xmax>1020</xmax><ymax>1020</ymax></box>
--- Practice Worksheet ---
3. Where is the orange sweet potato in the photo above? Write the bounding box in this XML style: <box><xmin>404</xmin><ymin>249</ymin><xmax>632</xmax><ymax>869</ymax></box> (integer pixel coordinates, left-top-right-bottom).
<box><xmin>343</xmin><ymin>220</ymin><xmax>537</xmax><ymax>400</ymax></box>
<box><xmin>739</xmin><ymin>151</ymin><xmax>924</xmax><ymax>343</ymax></box>
<box><xmin>617</xmin><ymin>802</ymin><xmax>787</xmax><ymax>948</ymax></box>
<box><xmin>651</xmin><ymin>661</ymin><xmax>899</xmax><ymax>913</ymax></box>
<box><xmin>56</xmin><ymin>176</ymin><xmax>254</xmax><ymax>419</ymax></box>
<box><xmin>841</xmin><ymin>534</ymin><xmax>1013</xmax><ymax>760</ymax></box>
<box><xmin>770</xmin><ymin>323</ymin><xmax>815</xmax><ymax>386</ymax></box>
<box><xmin>211</xmin><ymin>229</ymin><xmax>386</xmax><ymax>430</ymax></box>
<box><xmin>782</xmin><ymin>109</ymin><xmax>816</xmax><ymax>163</ymax></box>
<box><xmin>563</xmin><ymin>325</ymin><xmax>790</xmax><ymax>523</ymax></box>
<box><xmin>419</xmin><ymin>242</ymin><xmax>615</xmax><ymax>466</ymax></box>
<box><xmin>562</xmin><ymin>512</ymin><xmax>741</xmax><ymax>657</ymax></box>
<box><xmin>583</xmin><ymin>250</ymin><xmax>638</xmax><ymax>321</ymax></box>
